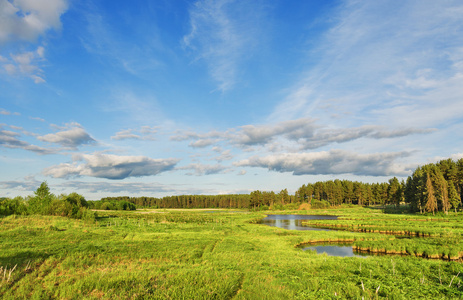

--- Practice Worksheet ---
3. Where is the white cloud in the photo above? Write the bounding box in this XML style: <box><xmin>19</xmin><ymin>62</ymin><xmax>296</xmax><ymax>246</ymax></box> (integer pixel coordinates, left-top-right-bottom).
<box><xmin>235</xmin><ymin>150</ymin><xmax>414</xmax><ymax>177</ymax></box>
<box><xmin>38</xmin><ymin>124</ymin><xmax>96</xmax><ymax>149</ymax></box>
<box><xmin>44</xmin><ymin>153</ymin><xmax>180</xmax><ymax>180</ymax></box>
<box><xmin>0</xmin><ymin>0</ymin><xmax>68</xmax><ymax>44</ymax></box>
<box><xmin>171</xmin><ymin>118</ymin><xmax>434</xmax><ymax>151</ymax></box>
<box><xmin>0</xmin><ymin>0</ymin><xmax>68</xmax><ymax>83</ymax></box>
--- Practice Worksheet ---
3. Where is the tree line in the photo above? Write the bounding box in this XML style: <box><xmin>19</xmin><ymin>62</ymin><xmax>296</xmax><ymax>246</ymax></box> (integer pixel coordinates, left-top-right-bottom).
<box><xmin>96</xmin><ymin>194</ymin><xmax>251</xmax><ymax>209</ymax></box>
<box><xmin>2</xmin><ymin>158</ymin><xmax>463</xmax><ymax>215</ymax></box>
<box><xmin>89</xmin><ymin>158</ymin><xmax>463</xmax><ymax>213</ymax></box>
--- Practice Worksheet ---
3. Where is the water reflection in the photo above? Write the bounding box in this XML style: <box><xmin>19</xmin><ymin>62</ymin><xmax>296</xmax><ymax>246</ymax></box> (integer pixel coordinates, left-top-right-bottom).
<box><xmin>260</xmin><ymin>214</ymin><xmax>337</xmax><ymax>231</ymax></box>
<box><xmin>301</xmin><ymin>245</ymin><xmax>367</xmax><ymax>258</ymax></box>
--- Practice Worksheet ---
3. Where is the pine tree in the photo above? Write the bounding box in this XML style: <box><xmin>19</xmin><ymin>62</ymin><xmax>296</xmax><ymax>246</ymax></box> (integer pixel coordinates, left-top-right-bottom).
<box><xmin>425</xmin><ymin>173</ymin><xmax>437</xmax><ymax>215</ymax></box>
<box><xmin>448</xmin><ymin>180</ymin><xmax>461</xmax><ymax>213</ymax></box>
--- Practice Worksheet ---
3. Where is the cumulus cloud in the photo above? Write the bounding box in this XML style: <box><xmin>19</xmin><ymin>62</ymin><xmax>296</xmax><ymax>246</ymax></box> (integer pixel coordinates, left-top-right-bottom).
<box><xmin>234</xmin><ymin>118</ymin><xmax>317</xmax><ymax>146</ymax></box>
<box><xmin>0</xmin><ymin>0</ymin><xmax>68</xmax><ymax>44</ymax></box>
<box><xmin>43</xmin><ymin>153</ymin><xmax>180</xmax><ymax>180</ymax></box>
<box><xmin>38</xmin><ymin>123</ymin><xmax>96</xmax><ymax>149</ymax></box>
<box><xmin>0</xmin><ymin>0</ymin><xmax>68</xmax><ymax>82</ymax></box>
<box><xmin>171</xmin><ymin>118</ymin><xmax>435</xmax><ymax>151</ymax></box>
<box><xmin>234</xmin><ymin>150</ymin><xmax>414</xmax><ymax>177</ymax></box>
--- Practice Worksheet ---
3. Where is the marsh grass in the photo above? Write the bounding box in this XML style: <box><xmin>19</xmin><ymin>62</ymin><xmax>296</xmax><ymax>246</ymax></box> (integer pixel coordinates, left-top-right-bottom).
<box><xmin>0</xmin><ymin>207</ymin><xmax>462</xmax><ymax>299</ymax></box>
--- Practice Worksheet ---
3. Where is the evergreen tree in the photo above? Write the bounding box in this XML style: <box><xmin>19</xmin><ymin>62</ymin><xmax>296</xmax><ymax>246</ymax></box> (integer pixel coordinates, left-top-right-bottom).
<box><xmin>425</xmin><ymin>173</ymin><xmax>437</xmax><ymax>215</ymax></box>
<box><xmin>388</xmin><ymin>177</ymin><xmax>401</xmax><ymax>207</ymax></box>
<box><xmin>448</xmin><ymin>180</ymin><xmax>461</xmax><ymax>213</ymax></box>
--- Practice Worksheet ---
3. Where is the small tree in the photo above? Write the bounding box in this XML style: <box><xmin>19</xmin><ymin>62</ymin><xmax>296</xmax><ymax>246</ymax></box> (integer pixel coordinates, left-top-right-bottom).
<box><xmin>28</xmin><ymin>182</ymin><xmax>53</xmax><ymax>214</ymax></box>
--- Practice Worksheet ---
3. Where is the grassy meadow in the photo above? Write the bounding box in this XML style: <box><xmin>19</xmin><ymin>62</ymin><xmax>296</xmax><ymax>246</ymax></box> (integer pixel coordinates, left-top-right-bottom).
<box><xmin>1</xmin><ymin>207</ymin><xmax>463</xmax><ymax>299</ymax></box>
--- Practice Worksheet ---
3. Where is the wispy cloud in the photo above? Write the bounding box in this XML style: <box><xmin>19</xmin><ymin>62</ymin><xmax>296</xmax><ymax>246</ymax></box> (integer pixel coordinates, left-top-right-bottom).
<box><xmin>80</xmin><ymin>5</ymin><xmax>163</xmax><ymax>76</ymax></box>
<box><xmin>111</xmin><ymin>126</ymin><xmax>159</xmax><ymax>141</ymax></box>
<box><xmin>177</xmin><ymin>162</ymin><xmax>228</xmax><ymax>176</ymax></box>
<box><xmin>0</xmin><ymin>176</ymin><xmax>41</xmax><ymax>191</ymax></box>
<box><xmin>2</xmin><ymin>46</ymin><xmax>46</xmax><ymax>83</ymax></box>
<box><xmin>0</xmin><ymin>127</ymin><xmax>56</xmax><ymax>155</ymax></box>
<box><xmin>0</xmin><ymin>109</ymin><xmax>20</xmax><ymax>116</ymax></box>
<box><xmin>183</xmin><ymin>0</ymin><xmax>266</xmax><ymax>92</ymax></box>
<box><xmin>270</xmin><ymin>0</ymin><xmax>463</xmax><ymax>129</ymax></box>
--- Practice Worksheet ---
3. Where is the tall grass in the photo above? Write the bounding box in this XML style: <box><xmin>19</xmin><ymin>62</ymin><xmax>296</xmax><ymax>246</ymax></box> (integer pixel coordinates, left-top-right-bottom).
<box><xmin>1</xmin><ymin>208</ymin><xmax>462</xmax><ymax>299</ymax></box>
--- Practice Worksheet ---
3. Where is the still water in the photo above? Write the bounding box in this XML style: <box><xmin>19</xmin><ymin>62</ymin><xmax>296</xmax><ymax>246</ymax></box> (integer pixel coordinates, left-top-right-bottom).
<box><xmin>260</xmin><ymin>214</ymin><xmax>337</xmax><ymax>231</ymax></box>
<box><xmin>260</xmin><ymin>214</ymin><xmax>364</xmax><ymax>257</ymax></box>
<box><xmin>301</xmin><ymin>244</ymin><xmax>367</xmax><ymax>258</ymax></box>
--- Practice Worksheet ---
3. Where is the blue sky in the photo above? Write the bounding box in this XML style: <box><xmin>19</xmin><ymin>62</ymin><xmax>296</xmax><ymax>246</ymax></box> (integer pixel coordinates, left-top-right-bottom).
<box><xmin>1</xmin><ymin>0</ymin><xmax>463</xmax><ymax>199</ymax></box>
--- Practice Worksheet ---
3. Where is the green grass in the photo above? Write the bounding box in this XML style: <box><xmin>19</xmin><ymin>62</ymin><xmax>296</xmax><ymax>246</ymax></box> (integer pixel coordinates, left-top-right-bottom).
<box><xmin>1</xmin><ymin>207</ymin><xmax>463</xmax><ymax>299</ymax></box>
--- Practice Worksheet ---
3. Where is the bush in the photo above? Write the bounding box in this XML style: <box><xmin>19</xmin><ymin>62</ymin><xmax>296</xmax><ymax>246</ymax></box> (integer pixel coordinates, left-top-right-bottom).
<box><xmin>283</xmin><ymin>203</ymin><xmax>299</xmax><ymax>210</ymax></box>
<box><xmin>100</xmin><ymin>202</ymin><xmax>115</xmax><ymax>210</ymax></box>
<box><xmin>77</xmin><ymin>208</ymin><xmax>98</xmax><ymax>223</ymax></box>
<box><xmin>260</xmin><ymin>205</ymin><xmax>269</xmax><ymax>211</ymax></box>
<box><xmin>0</xmin><ymin>197</ymin><xmax>28</xmax><ymax>216</ymax></box>
<box><xmin>310</xmin><ymin>200</ymin><xmax>330</xmax><ymax>209</ymax></box>
<box><xmin>298</xmin><ymin>203</ymin><xmax>311</xmax><ymax>210</ymax></box>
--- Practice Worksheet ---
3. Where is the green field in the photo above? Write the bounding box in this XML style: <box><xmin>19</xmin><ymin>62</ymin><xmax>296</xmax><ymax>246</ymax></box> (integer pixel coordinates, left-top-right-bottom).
<box><xmin>1</xmin><ymin>207</ymin><xmax>462</xmax><ymax>299</ymax></box>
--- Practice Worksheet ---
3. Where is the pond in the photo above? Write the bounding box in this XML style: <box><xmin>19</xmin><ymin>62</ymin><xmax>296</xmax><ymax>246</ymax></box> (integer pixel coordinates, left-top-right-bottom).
<box><xmin>300</xmin><ymin>244</ymin><xmax>367</xmax><ymax>258</ymax></box>
<box><xmin>260</xmin><ymin>214</ymin><xmax>338</xmax><ymax>231</ymax></box>
<box><xmin>260</xmin><ymin>214</ymin><xmax>363</xmax><ymax>257</ymax></box>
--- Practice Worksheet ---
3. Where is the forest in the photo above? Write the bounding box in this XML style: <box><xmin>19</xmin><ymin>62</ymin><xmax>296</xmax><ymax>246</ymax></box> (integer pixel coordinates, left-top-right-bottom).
<box><xmin>1</xmin><ymin>158</ymin><xmax>462</xmax><ymax>216</ymax></box>
<box><xmin>90</xmin><ymin>158</ymin><xmax>463</xmax><ymax>214</ymax></box>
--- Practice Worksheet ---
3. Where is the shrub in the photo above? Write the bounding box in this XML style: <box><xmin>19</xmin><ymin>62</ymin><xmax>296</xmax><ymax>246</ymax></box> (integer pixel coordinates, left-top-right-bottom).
<box><xmin>298</xmin><ymin>203</ymin><xmax>311</xmax><ymax>210</ymax></box>
<box><xmin>283</xmin><ymin>203</ymin><xmax>299</xmax><ymax>210</ymax></box>
<box><xmin>311</xmin><ymin>200</ymin><xmax>330</xmax><ymax>209</ymax></box>
<box><xmin>77</xmin><ymin>208</ymin><xmax>98</xmax><ymax>223</ymax></box>
<box><xmin>260</xmin><ymin>205</ymin><xmax>269</xmax><ymax>211</ymax></box>
<box><xmin>100</xmin><ymin>202</ymin><xmax>114</xmax><ymax>210</ymax></box>
<box><xmin>0</xmin><ymin>197</ymin><xmax>28</xmax><ymax>216</ymax></box>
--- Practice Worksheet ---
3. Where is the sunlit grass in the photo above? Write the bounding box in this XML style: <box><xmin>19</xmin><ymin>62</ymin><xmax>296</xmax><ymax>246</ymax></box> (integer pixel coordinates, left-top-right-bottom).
<box><xmin>1</xmin><ymin>207</ymin><xmax>462</xmax><ymax>299</ymax></box>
